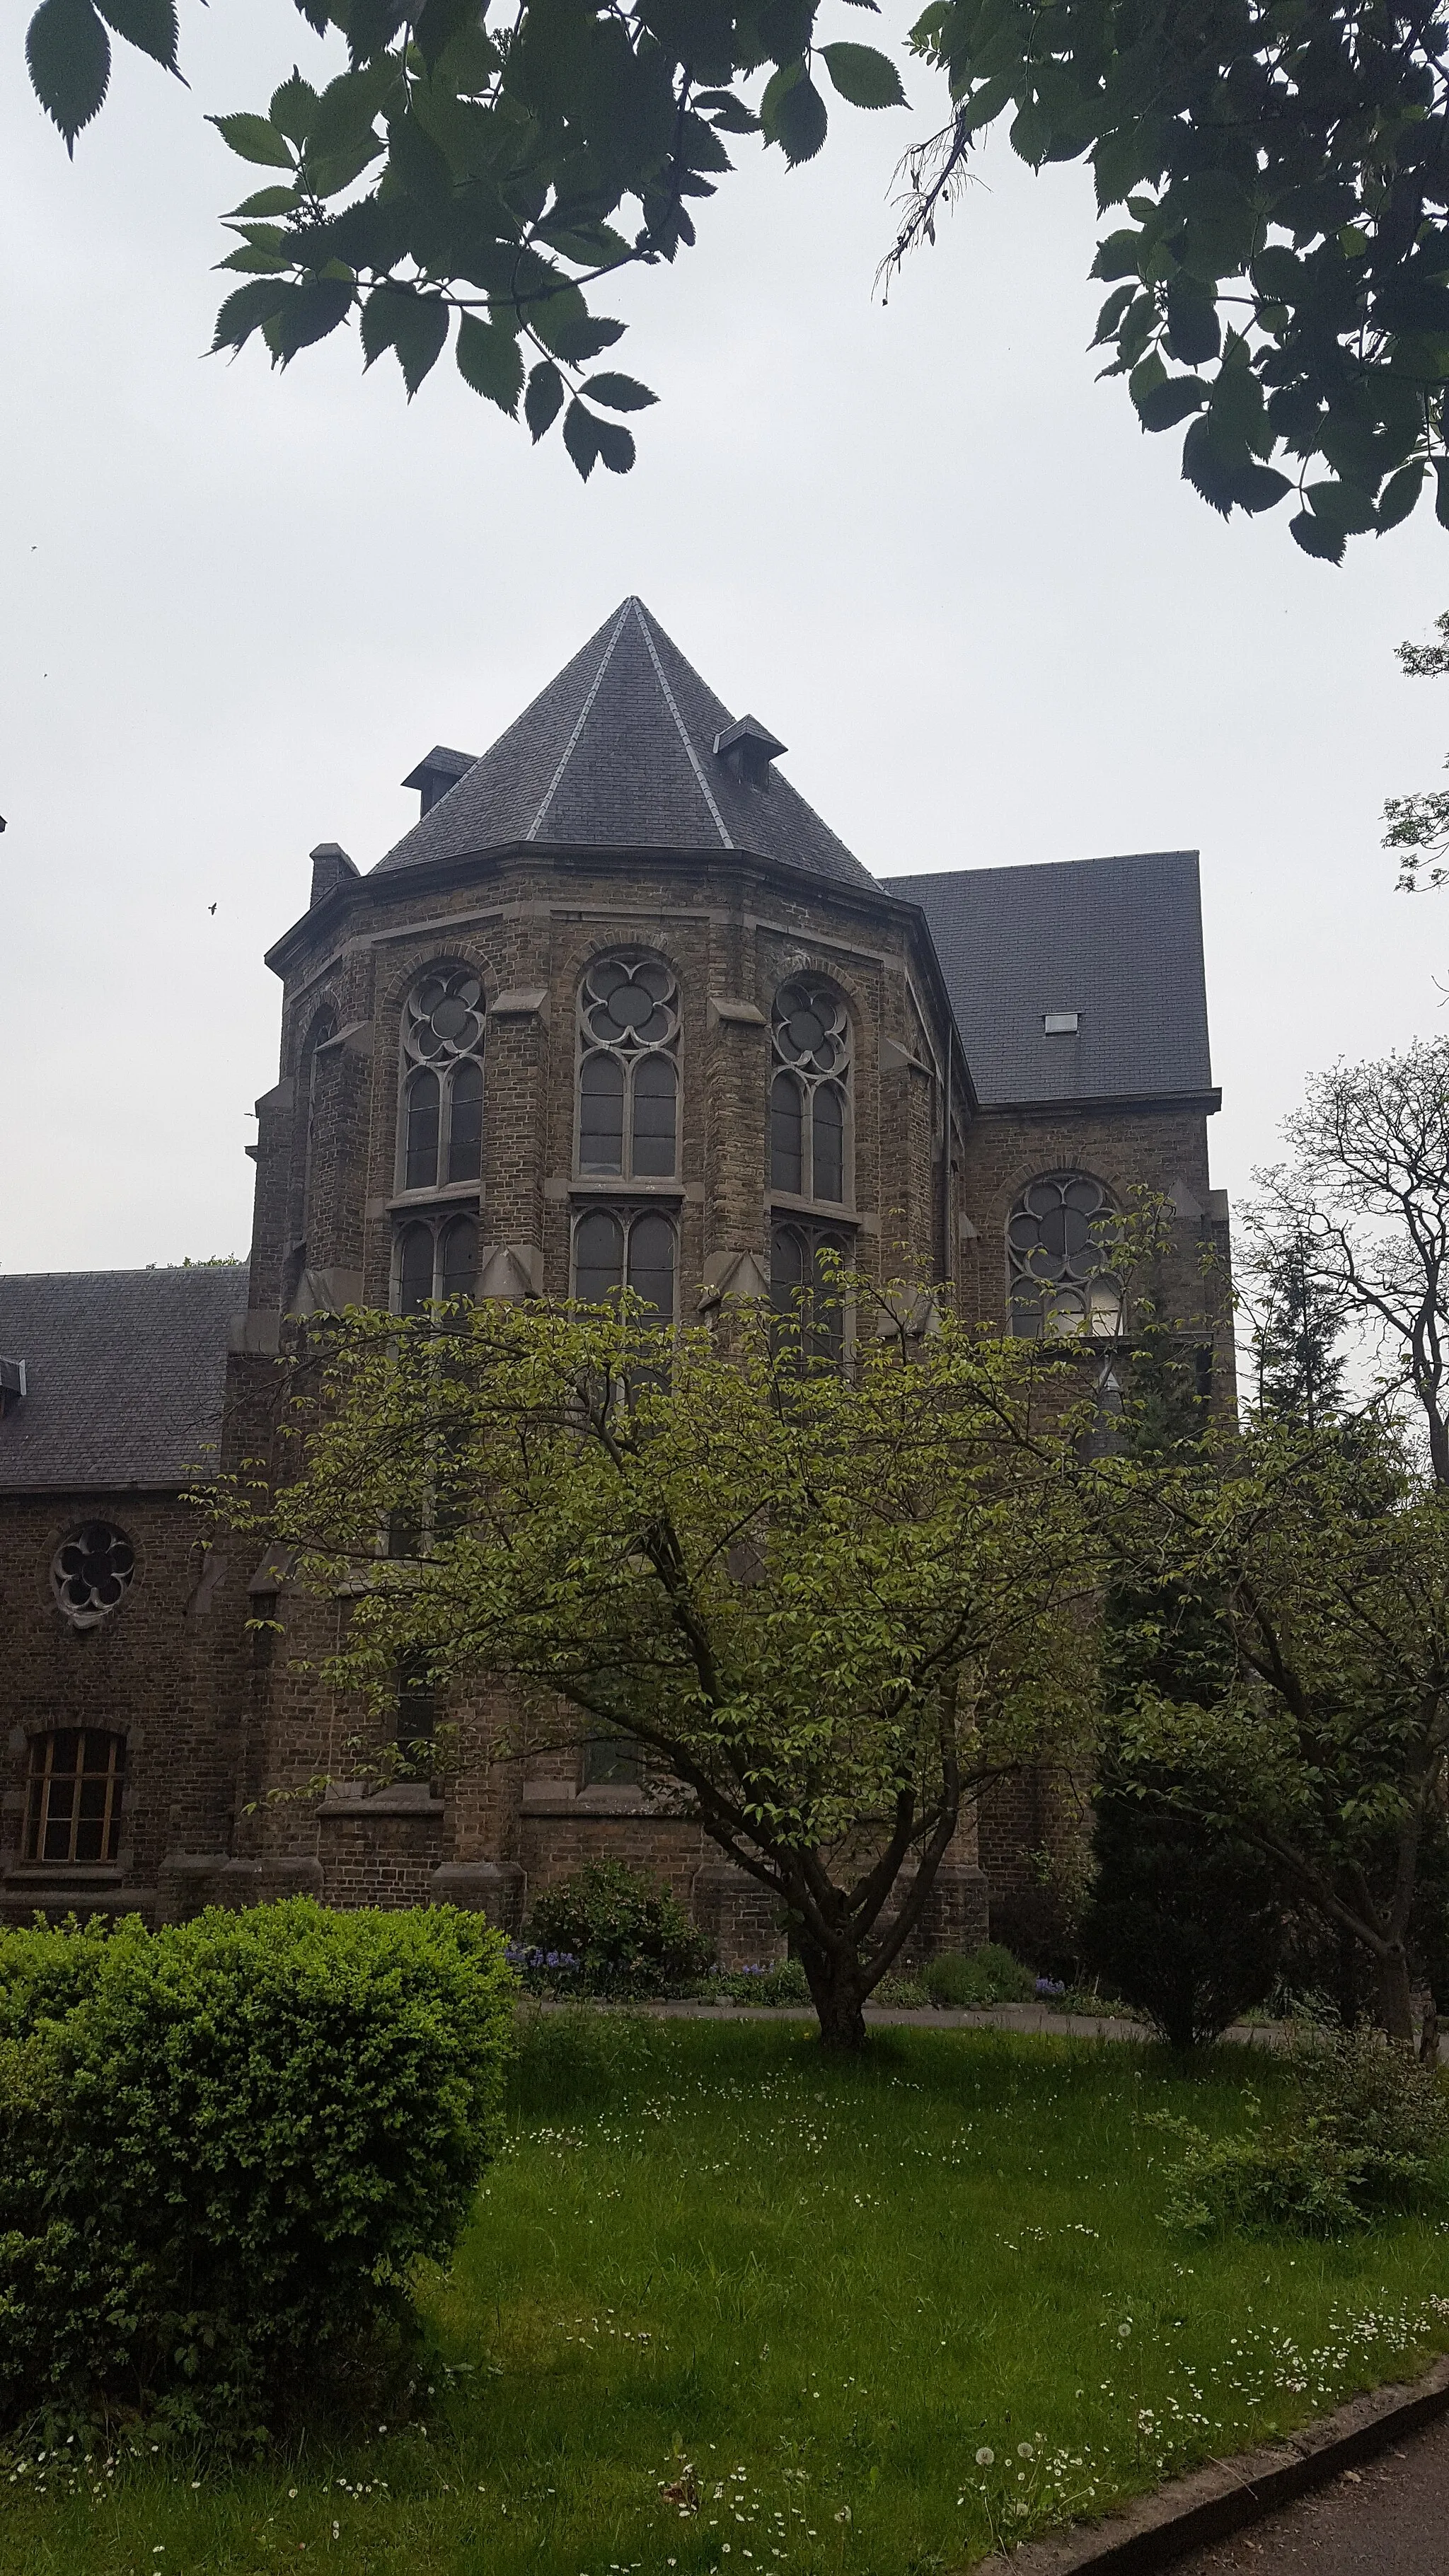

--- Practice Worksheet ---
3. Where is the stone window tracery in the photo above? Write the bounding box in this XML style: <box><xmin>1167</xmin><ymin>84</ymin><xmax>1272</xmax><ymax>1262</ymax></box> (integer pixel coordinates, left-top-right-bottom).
<box><xmin>398</xmin><ymin>968</ymin><xmax>485</xmax><ymax>1193</ymax></box>
<box><xmin>577</xmin><ymin>957</ymin><xmax>679</xmax><ymax>1180</ymax></box>
<box><xmin>25</xmin><ymin>1729</ymin><xmax>126</xmax><ymax>1864</ymax></box>
<box><xmin>396</xmin><ymin>1212</ymin><xmax>479</xmax><ymax>1317</ymax></box>
<box><xmin>572</xmin><ymin>1206</ymin><xmax>676</xmax><ymax>1322</ymax></box>
<box><xmin>1007</xmin><ymin>1172</ymin><xmax>1123</xmax><ymax>1338</ymax></box>
<box><xmin>769</xmin><ymin>979</ymin><xmax>851</xmax><ymax>1206</ymax></box>
<box><xmin>52</xmin><ymin>1523</ymin><xmax>135</xmax><ymax>1626</ymax></box>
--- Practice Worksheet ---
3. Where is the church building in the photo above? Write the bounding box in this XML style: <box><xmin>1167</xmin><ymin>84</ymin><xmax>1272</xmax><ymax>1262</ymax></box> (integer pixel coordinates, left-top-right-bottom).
<box><xmin>0</xmin><ymin>599</ymin><xmax>1230</xmax><ymax>1954</ymax></box>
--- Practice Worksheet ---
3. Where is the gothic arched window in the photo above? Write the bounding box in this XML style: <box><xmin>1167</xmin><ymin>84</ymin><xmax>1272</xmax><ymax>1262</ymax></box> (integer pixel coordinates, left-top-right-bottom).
<box><xmin>52</xmin><ymin>1523</ymin><xmax>134</xmax><ymax>1627</ymax></box>
<box><xmin>398</xmin><ymin>968</ymin><xmax>485</xmax><ymax>1194</ymax></box>
<box><xmin>770</xmin><ymin>979</ymin><xmax>851</xmax><ymax>1206</ymax></box>
<box><xmin>577</xmin><ymin>956</ymin><xmax>679</xmax><ymax>1180</ymax></box>
<box><xmin>1007</xmin><ymin>1173</ymin><xmax>1122</xmax><ymax>1338</ymax></box>
<box><xmin>25</xmin><ymin>1729</ymin><xmax>126</xmax><ymax>1864</ymax></box>
<box><xmin>770</xmin><ymin>1222</ymin><xmax>848</xmax><ymax>1363</ymax></box>
<box><xmin>396</xmin><ymin>1212</ymin><xmax>479</xmax><ymax>1317</ymax></box>
<box><xmin>572</xmin><ymin>1207</ymin><xmax>676</xmax><ymax>1322</ymax></box>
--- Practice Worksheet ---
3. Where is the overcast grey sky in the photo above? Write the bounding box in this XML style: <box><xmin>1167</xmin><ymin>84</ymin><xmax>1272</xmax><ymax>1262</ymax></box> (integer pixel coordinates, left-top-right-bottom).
<box><xmin>4</xmin><ymin>7</ymin><xmax>1449</xmax><ymax>1277</ymax></box>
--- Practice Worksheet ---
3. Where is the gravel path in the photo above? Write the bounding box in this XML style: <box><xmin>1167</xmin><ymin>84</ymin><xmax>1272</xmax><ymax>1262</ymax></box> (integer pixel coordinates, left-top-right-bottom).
<box><xmin>1172</xmin><ymin>2415</ymin><xmax>1449</xmax><ymax>2572</ymax></box>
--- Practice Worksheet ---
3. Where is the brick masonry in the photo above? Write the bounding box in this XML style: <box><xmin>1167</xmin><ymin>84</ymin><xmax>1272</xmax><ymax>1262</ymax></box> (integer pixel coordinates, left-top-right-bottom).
<box><xmin>0</xmin><ymin>834</ymin><xmax>1232</xmax><ymax>1963</ymax></box>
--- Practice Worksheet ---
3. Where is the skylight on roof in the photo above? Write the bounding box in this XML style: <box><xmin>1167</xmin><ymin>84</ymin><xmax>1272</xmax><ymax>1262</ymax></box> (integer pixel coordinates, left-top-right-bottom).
<box><xmin>1044</xmin><ymin>1010</ymin><xmax>1080</xmax><ymax>1036</ymax></box>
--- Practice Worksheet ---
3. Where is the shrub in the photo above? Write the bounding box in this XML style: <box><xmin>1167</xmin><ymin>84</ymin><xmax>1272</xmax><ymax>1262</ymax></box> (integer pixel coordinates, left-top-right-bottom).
<box><xmin>0</xmin><ymin>1900</ymin><xmax>515</xmax><ymax>2437</ymax></box>
<box><xmin>522</xmin><ymin>1861</ymin><xmax>713</xmax><ymax>1997</ymax></box>
<box><xmin>1153</xmin><ymin>2026</ymin><xmax>1449</xmax><ymax>2236</ymax></box>
<box><xmin>1080</xmin><ymin>1781</ymin><xmax>1286</xmax><ymax>2049</ymax></box>
<box><xmin>716</xmin><ymin>1957</ymin><xmax>812</xmax><ymax>2006</ymax></box>
<box><xmin>923</xmin><ymin>1945</ymin><xmax>1036</xmax><ymax>2009</ymax></box>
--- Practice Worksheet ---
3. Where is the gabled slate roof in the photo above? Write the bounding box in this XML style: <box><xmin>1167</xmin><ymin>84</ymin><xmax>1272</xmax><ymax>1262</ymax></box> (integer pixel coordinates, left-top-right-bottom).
<box><xmin>0</xmin><ymin>1264</ymin><xmax>248</xmax><ymax>1494</ymax></box>
<box><xmin>882</xmin><ymin>852</ymin><xmax>1216</xmax><ymax>1110</ymax></box>
<box><xmin>374</xmin><ymin>596</ymin><xmax>873</xmax><ymax>888</ymax></box>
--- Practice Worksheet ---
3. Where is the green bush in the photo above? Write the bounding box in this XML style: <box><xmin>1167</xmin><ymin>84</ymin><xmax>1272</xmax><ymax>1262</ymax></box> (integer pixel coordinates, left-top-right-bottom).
<box><xmin>1080</xmin><ymin>1781</ymin><xmax>1286</xmax><ymax>2049</ymax></box>
<box><xmin>1153</xmin><ymin>2026</ymin><xmax>1449</xmax><ymax>2236</ymax></box>
<box><xmin>0</xmin><ymin>1900</ymin><xmax>515</xmax><ymax>2436</ymax></box>
<box><xmin>923</xmin><ymin>1945</ymin><xmax>1036</xmax><ymax>2009</ymax></box>
<box><xmin>715</xmin><ymin>1956</ymin><xmax>812</xmax><ymax>2006</ymax></box>
<box><xmin>522</xmin><ymin>1861</ymin><xmax>713</xmax><ymax>1996</ymax></box>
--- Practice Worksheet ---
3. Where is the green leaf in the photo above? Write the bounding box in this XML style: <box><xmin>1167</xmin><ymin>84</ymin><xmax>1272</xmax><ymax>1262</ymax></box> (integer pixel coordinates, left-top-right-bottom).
<box><xmin>771</xmin><ymin>67</ymin><xmax>828</xmax><ymax>163</ymax></box>
<box><xmin>209</xmin><ymin>112</ymin><xmax>296</xmax><ymax>169</ymax></box>
<box><xmin>1008</xmin><ymin>100</ymin><xmax>1049</xmax><ymax>165</ymax></box>
<box><xmin>562</xmin><ymin>397</ymin><xmax>600</xmax><ymax>479</ymax></box>
<box><xmin>1136</xmin><ymin>376</ymin><xmax>1209</xmax><ymax>432</ymax></box>
<box><xmin>1165</xmin><ymin>279</ymin><xmax>1220</xmax><ymax>366</ymax></box>
<box><xmin>1289</xmin><ymin>509</ymin><xmax>1346</xmax><ymax>565</ymax></box>
<box><xmin>227</xmin><ymin>186</ymin><xmax>298</xmax><ymax>218</ymax></box>
<box><xmin>817</xmin><ymin>42</ymin><xmax>906</xmax><ymax>110</ymax></box>
<box><xmin>548</xmin><ymin>315</ymin><xmax>627</xmax><ymax>363</ymax></box>
<box><xmin>1092</xmin><ymin>282</ymin><xmax>1136</xmax><ymax>347</ymax></box>
<box><xmin>270</xmin><ymin>71</ymin><xmax>318</xmax><ymax>146</ymax></box>
<box><xmin>272</xmin><ymin>275</ymin><xmax>354</xmax><ymax>362</ymax></box>
<box><xmin>1376</xmin><ymin>460</ymin><xmax>1425</xmax><ymax>531</ymax></box>
<box><xmin>524</xmin><ymin>360</ymin><xmax>565</xmax><ymax>443</ymax></box>
<box><xmin>26</xmin><ymin>0</ymin><xmax>110</xmax><ymax>152</ymax></box>
<box><xmin>1436</xmin><ymin>457</ymin><xmax>1449</xmax><ymax>532</ymax></box>
<box><xmin>217</xmin><ymin>242</ymin><xmax>294</xmax><ymax>274</ymax></box>
<box><xmin>1305</xmin><ymin>480</ymin><xmax>1378</xmax><ymax>536</ymax></box>
<box><xmin>456</xmin><ymin>312</ymin><xmax>524</xmax><ymax>413</ymax></box>
<box><xmin>1232</xmin><ymin>463</ymin><xmax>1291</xmax><ymax>514</ymax></box>
<box><xmin>594</xmin><ymin>417</ymin><xmax>636</xmax><ymax>474</ymax></box>
<box><xmin>306</xmin><ymin>133</ymin><xmax>386</xmax><ymax>199</ymax></box>
<box><xmin>579</xmin><ymin>371</ymin><xmax>657</xmax><ymax>412</ymax></box>
<box><xmin>359</xmin><ymin>288</ymin><xmax>449</xmax><ymax>394</ymax></box>
<box><xmin>211</xmin><ymin>277</ymin><xmax>291</xmax><ymax>354</ymax></box>
<box><xmin>309</xmin><ymin>62</ymin><xmax>396</xmax><ymax>158</ymax></box>
<box><xmin>1091</xmin><ymin>229</ymin><xmax>1143</xmax><ymax>284</ymax></box>
<box><xmin>95</xmin><ymin>0</ymin><xmax>176</xmax><ymax>69</ymax></box>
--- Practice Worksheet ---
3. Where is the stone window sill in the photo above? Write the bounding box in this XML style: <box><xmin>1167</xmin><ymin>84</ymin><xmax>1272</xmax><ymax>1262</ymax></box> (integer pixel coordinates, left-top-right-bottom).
<box><xmin>386</xmin><ymin>1183</ymin><xmax>481</xmax><ymax>1213</ymax></box>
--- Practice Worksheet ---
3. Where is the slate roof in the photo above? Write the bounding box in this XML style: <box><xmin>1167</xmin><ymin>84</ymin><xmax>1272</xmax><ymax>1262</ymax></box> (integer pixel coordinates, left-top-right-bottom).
<box><xmin>882</xmin><ymin>851</ymin><xmax>1215</xmax><ymax>1110</ymax></box>
<box><xmin>0</xmin><ymin>1264</ymin><xmax>248</xmax><ymax>1494</ymax></box>
<box><xmin>375</xmin><ymin>596</ymin><xmax>874</xmax><ymax>889</ymax></box>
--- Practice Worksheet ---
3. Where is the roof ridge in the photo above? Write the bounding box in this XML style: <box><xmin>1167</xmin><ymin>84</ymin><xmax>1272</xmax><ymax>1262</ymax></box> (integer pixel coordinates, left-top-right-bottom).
<box><xmin>631</xmin><ymin>601</ymin><xmax>732</xmax><ymax>850</ymax></box>
<box><xmin>526</xmin><ymin>599</ymin><xmax>633</xmax><ymax>841</ymax></box>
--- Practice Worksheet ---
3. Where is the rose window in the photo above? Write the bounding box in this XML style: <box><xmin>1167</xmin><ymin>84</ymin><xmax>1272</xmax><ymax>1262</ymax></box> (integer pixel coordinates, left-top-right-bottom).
<box><xmin>404</xmin><ymin>970</ymin><xmax>485</xmax><ymax>1064</ymax></box>
<box><xmin>1008</xmin><ymin>1174</ymin><xmax>1122</xmax><ymax>1337</ymax></box>
<box><xmin>52</xmin><ymin>1524</ymin><xmax>136</xmax><ymax>1624</ymax></box>
<box><xmin>582</xmin><ymin>957</ymin><xmax>679</xmax><ymax>1051</ymax></box>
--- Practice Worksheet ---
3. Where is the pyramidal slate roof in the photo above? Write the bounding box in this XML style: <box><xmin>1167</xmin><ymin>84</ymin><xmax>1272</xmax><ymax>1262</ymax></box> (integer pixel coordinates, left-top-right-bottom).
<box><xmin>883</xmin><ymin>852</ymin><xmax>1216</xmax><ymax>1110</ymax></box>
<box><xmin>374</xmin><ymin>596</ymin><xmax>873</xmax><ymax>888</ymax></box>
<box><xmin>0</xmin><ymin>1264</ymin><xmax>248</xmax><ymax>1493</ymax></box>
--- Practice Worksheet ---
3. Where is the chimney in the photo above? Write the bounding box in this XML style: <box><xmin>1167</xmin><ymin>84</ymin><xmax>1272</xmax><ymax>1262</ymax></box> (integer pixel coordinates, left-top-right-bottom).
<box><xmin>401</xmin><ymin>745</ymin><xmax>477</xmax><ymax>818</ymax></box>
<box><xmin>712</xmin><ymin>715</ymin><xmax>787</xmax><ymax>792</ymax></box>
<box><xmin>309</xmin><ymin>842</ymin><xmax>359</xmax><ymax>908</ymax></box>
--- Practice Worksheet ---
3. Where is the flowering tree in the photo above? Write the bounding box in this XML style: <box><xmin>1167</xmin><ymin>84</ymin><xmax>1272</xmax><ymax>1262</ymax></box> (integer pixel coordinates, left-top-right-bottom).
<box><xmin>234</xmin><ymin>1281</ymin><xmax>1094</xmax><ymax>2047</ymax></box>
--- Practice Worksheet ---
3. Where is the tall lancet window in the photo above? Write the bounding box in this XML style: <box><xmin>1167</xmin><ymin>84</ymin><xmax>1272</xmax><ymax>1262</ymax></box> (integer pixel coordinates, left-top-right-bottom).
<box><xmin>576</xmin><ymin>956</ymin><xmax>680</xmax><ymax>1180</ymax></box>
<box><xmin>769</xmin><ymin>978</ymin><xmax>851</xmax><ymax>1206</ymax></box>
<box><xmin>398</xmin><ymin>968</ymin><xmax>486</xmax><ymax>1194</ymax></box>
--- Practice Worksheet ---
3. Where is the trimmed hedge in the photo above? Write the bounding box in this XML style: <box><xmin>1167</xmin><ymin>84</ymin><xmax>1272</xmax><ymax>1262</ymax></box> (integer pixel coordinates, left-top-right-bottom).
<box><xmin>0</xmin><ymin>1900</ymin><xmax>514</xmax><ymax>2435</ymax></box>
<box><xmin>520</xmin><ymin>1861</ymin><xmax>714</xmax><ymax>1995</ymax></box>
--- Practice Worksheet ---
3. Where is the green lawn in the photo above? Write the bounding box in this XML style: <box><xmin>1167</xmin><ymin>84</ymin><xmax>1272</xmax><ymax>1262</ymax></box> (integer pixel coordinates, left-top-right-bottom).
<box><xmin>5</xmin><ymin>2012</ymin><xmax>1449</xmax><ymax>2576</ymax></box>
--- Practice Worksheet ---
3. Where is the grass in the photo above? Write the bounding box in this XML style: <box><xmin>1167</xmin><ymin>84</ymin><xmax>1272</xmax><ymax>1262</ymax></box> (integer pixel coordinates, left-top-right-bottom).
<box><xmin>4</xmin><ymin>2013</ymin><xmax>1449</xmax><ymax>2576</ymax></box>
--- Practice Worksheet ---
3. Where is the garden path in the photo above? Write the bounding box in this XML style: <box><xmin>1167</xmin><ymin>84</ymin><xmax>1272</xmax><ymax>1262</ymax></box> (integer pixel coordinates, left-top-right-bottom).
<box><xmin>1174</xmin><ymin>2414</ymin><xmax>1449</xmax><ymax>2572</ymax></box>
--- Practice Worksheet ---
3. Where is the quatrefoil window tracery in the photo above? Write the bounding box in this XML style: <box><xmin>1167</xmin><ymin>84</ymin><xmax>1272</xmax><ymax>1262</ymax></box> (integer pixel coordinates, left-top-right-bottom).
<box><xmin>399</xmin><ymin>968</ymin><xmax>485</xmax><ymax>1194</ymax></box>
<box><xmin>577</xmin><ymin>956</ymin><xmax>679</xmax><ymax>1180</ymax></box>
<box><xmin>52</xmin><ymin>1524</ymin><xmax>135</xmax><ymax>1627</ymax></box>
<box><xmin>1008</xmin><ymin>1173</ymin><xmax>1123</xmax><ymax>1338</ymax></box>
<box><xmin>769</xmin><ymin>978</ymin><xmax>851</xmax><ymax>1207</ymax></box>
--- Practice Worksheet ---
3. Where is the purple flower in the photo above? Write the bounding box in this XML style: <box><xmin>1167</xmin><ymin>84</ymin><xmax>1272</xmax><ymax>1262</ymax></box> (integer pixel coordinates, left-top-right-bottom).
<box><xmin>1035</xmin><ymin>1976</ymin><xmax>1066</xmax><ymax>1998</ymax></box>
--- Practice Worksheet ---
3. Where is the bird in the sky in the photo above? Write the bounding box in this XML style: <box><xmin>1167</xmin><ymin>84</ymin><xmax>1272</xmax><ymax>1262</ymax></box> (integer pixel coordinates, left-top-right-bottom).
<box><xmin>209</xmin><ymin>903</ymin><xmax>217</xmax><ymax>915</ymax></box>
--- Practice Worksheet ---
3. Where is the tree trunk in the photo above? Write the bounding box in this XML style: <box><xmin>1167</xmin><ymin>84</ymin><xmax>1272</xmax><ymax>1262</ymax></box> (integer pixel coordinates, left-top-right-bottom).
<box><xmin>800</xmin><ymin>1941</ymin><xmax>869</xmax><ymax>2050</ymax></box>
<box><xmin>1419</xmin><ymin>2000</ymin><xmax>1440</xmax><ymax>2066</ymax></box>
<box><xmin>1376</xmin><ymin>1941</ymin><xmax>1416</xmax><ymax>2048</ymax></box>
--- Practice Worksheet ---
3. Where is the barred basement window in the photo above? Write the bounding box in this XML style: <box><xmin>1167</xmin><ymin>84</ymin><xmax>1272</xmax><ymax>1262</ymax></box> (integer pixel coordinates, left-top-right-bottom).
<box><xmin>572</xmin><ymin>1207</ymin><xmax>676</xmax><ymax>1322</ymax></box>
<box><xmin>52</xmin><ymin>1523</ymin><xmax>135</xmax><ymax>1627</ymax></box>
<box><xmin>25</xmin><ymin>1730</ymin><xmax>125</xmax><ymax>1864</ymax></box>
<box><xmin>395</xmin><ymin>1212</ymin><xmax>479</xmax><ymax>1317</ymax></box>
<box><xmin>769</xmin><ymin>979</ymin><xmax>851</xmax><ymax>1206</ymax></box>
<box><xmin>398</xmin><ymin>967</ymin><xmax>486</xmax><ymax>1191</ymax></box>
<box><xmin>1007</xmin><ymin>1173</ymin><xmax>1123</xmax><ymax>1338</ymax></box>
<box><xmin>577</xmin><ymin>956</ymin><xmax>679</xmax><ymax>1180</ymax></box>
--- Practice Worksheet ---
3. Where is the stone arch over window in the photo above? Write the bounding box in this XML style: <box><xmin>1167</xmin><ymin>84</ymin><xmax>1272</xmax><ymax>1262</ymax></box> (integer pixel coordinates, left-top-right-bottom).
<box><xmin>576</xmin><ymin>954</ymin><xmax>680</xmax><ymax>1181</ymax></box>
<box><xmin>397</xmin><ymin>966</ymin><xmax>486</xmax><ymax>1194</ymax></box>
<box><xmin>1007</xmin><ymin>1172</ymin><xmax>1122</xmax><ymax>1338</ymax></box>
<box><xmin>769</xmin><ymin>1221</ymin><xmax>849</xmax><ymax>1362</ymax></box>
<box><xmin>25</xmin><ymin>1728</ymin><xmax>126</xmax><ymax>1864</ymax></box>
<box><xmin>769</xmin><ymin>978</ymin><xmax>852</xmax><ymax>1207</ymax></box>
<box><xmin>394</xmin><ymin>1211</ymin><xmax>479</xmax><ymax>1317</ymax></box>
<box><xmin>572</xmin><ymin>1206</ymin><xmax>676</xmax><ymax>1322</ymax></box>
<box><xmin>52</xmin><ymin>1522</ymin><xmax>135</xmax><ymax>1627</ymax></box>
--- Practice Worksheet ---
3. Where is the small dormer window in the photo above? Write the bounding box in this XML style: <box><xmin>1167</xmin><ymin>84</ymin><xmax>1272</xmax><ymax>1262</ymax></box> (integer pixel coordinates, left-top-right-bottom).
<box><xmin>712</xmin><ymin>715</ymin><xmax>787</xmax><ymax>791</ymax></box>
<box><xmin>1044</xmin><ymin>1010</ymin><xmax>1080</xmax><ymax>1035</ymax></box>
<box><xmin>0</xmin><ymin>1356</ymin><xmax>25</xmax><ymax>1419</ymax></box>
